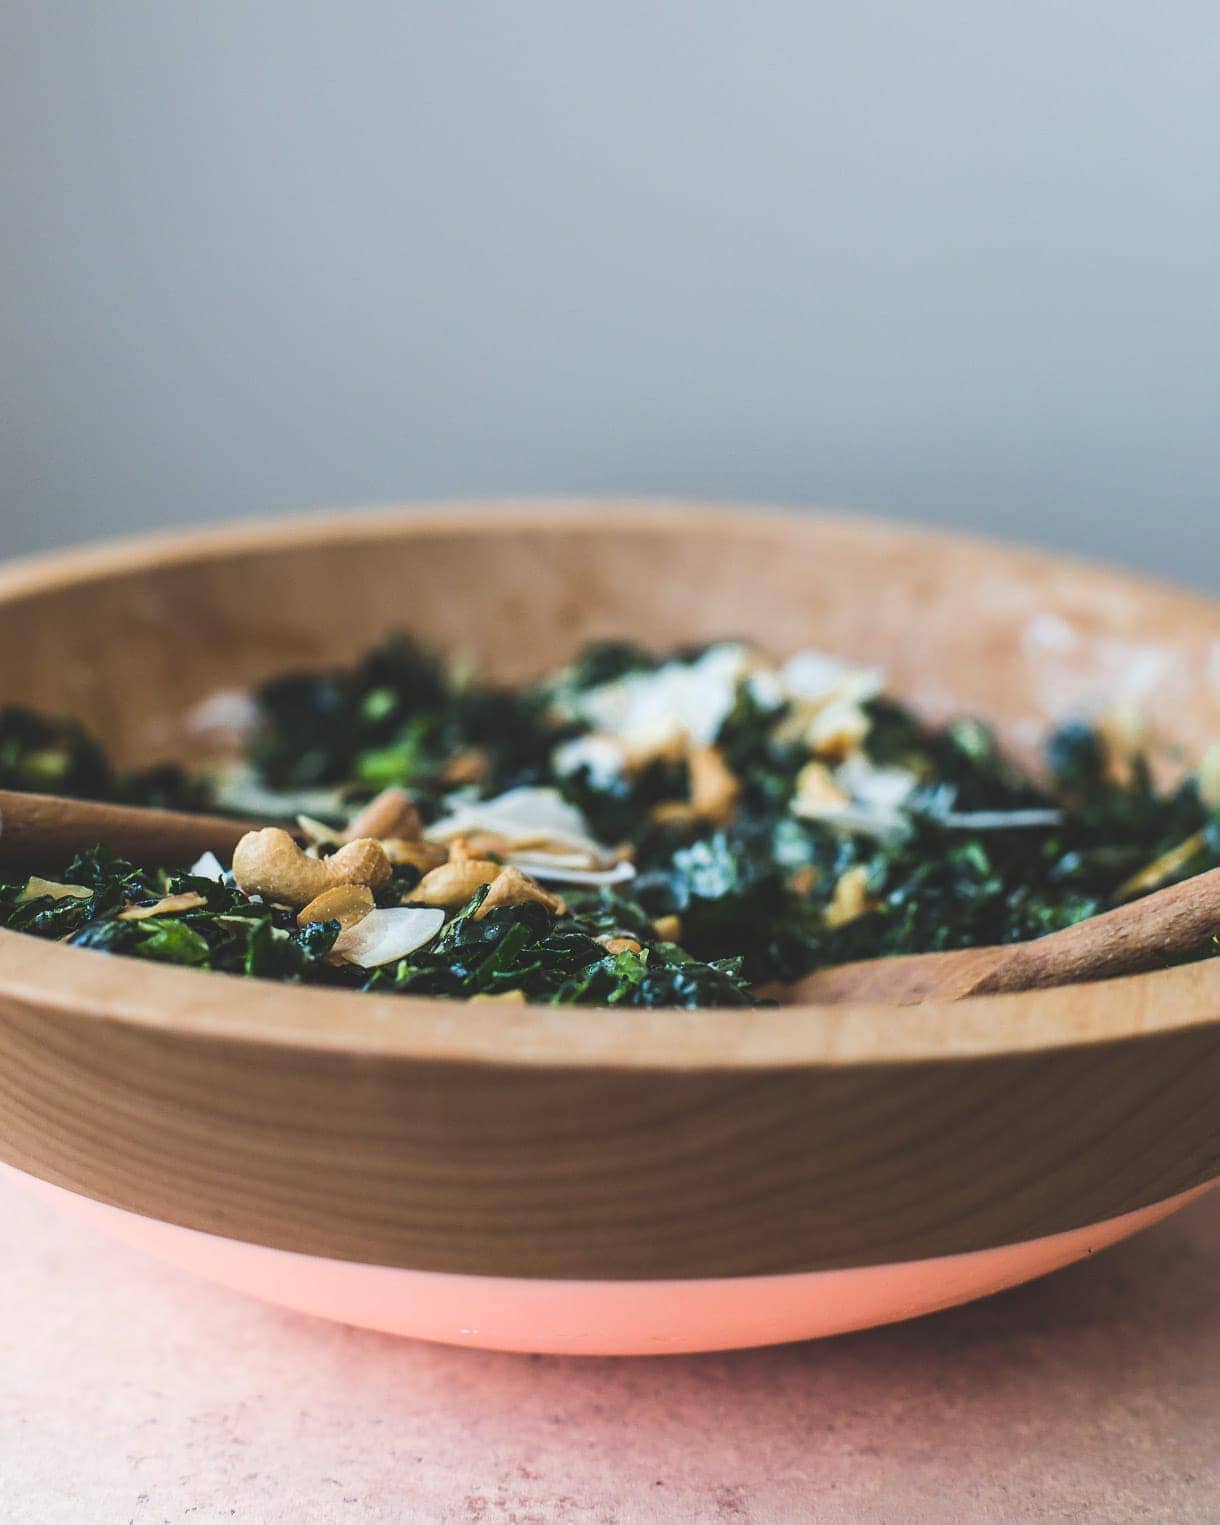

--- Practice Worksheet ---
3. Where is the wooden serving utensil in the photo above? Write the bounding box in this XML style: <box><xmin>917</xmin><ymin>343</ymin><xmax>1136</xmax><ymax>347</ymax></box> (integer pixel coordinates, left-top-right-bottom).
<box><xmin>785</xmin><ymin>865</ymin><xmax>1220</xmax><ymax>1005</ymax></box>
<box><xmin>0</xmin><ymin>788</ymin><xmax>268</xmax><ymax>872</ymax></box>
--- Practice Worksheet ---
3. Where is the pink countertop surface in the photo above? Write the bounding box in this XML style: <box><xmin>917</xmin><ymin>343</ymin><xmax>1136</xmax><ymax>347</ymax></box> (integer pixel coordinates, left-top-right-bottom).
<box><xmin>1</xmin><ymin>1177</ymin><xmax>1217</xmax><ymax>1524</ymax></box>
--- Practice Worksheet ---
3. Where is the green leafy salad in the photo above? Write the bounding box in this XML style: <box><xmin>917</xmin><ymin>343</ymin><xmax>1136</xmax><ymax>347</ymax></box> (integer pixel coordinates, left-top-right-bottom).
<box><xmin>2</xmin><ymin>637</ymin><xmax>1219</xmax><ymax>1007</ymax></box>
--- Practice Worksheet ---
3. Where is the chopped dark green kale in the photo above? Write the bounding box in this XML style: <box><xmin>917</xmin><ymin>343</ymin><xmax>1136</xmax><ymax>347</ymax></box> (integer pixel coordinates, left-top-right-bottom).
<box><xmin>248</xmin><ymin>635</ymin><xmax>557</xmax><ymax>795</ymax></box>
<box><xmin>1</xmin><ymin>637</ymin><xmax>1217</xmax><ymax>1006</ymax></box>
<box><xmin>0</xmin><ymin>706</ymin><xmax>211</xmax><ymax>810</ymax></box>
<box><xmin>0</xmin><ymin>851</ymin><xmax>755</xmax><ymax>1007</ymax></box>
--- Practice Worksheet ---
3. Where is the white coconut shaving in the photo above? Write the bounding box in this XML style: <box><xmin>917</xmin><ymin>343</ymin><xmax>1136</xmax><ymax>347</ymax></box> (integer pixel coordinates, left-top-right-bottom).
<box><xmin>185</xmin><ymin>688</ymin><xmax>261</xmax><ymax>742</ymax></box>
<box><xmin>426</xmin><ymin>786</ymin><xmax>603</xmax><ymax>860</ymax></box>
<box><xmin>552</xmin><ymin>644</ymin><xmax>761</xmax><ymax>781</ymax></box>
<box><xmin>551</xmin><ymin>733</ymin><xmax>627</xmax><ymax>790</ymax></box>
<box><xmin>553</xmin><ymin>643</ymin><xmax>888</xmax><ymax>785</ymax></box>
<box><xmin>776</xmin><ymin>650</ymin><xmax>885</xmax><ymax>708</ymax></box>
<box><xmin>331</xmin><ymin>906</ymin><xmax>445</xmax><ymax>969</ymax></box>
<box><xmin>931</xmin><ymin>808</ymin><xmax>1065</xmax><ymax>830</ymax></box>
<box><xmin>517</xmin><ymin>859</ymin><xmax>636</xmax><ymax>887</ymax></box>
<box><xmin>188</xmin><ymin>851</ymin><xmax>227</xmax><ymax>882</ymax></box>
<box><xmin>791</xmin><ymin>755</ymin><xmax>919</xmax><ymax>838</ymax></box>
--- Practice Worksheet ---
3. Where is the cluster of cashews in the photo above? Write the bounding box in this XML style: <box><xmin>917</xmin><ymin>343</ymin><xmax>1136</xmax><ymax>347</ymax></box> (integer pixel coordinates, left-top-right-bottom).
<box><xmin>231</xmin><ymin>789</ymin><xmax>566</xmax><ymax>935</ymax></box>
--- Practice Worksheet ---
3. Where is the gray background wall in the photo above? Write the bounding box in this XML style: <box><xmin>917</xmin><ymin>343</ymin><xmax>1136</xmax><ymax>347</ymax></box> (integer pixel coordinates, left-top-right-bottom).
<box><xmin>3</xmin><ymin>1</ymin><xmax>1217</xmax><ymax>586</ymax></box>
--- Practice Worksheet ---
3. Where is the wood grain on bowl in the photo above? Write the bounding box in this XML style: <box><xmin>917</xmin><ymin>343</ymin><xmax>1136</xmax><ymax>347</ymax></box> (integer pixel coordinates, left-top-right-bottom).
<box><xmin>0</xmin><ymin>503</ymin><xmax>1218</xmax><ymax>1281</ymax></box>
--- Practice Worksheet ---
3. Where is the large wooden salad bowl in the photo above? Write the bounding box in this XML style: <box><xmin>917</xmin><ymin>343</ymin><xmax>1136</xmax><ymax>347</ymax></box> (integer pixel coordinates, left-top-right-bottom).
<box><xmin>1</xmin><ymin>503</ymin><xmax>1217</xmax><ymax>1354</ymax></box>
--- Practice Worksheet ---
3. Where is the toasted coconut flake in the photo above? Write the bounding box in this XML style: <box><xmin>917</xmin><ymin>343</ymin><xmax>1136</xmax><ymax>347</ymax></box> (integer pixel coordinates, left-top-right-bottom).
<box><xmin>297</xmin><ymin>884</ymin><xmax>375</xmax><ymax>929</ymax></box>
<box><xmin>18</xmin><ymin>877</ymin><xmax>94</xmax><ymax>904</ymax></box>
<box><xmin>1116</xmin><ymin>830</ymin><xmax>1207</xmax><ymax>901</ymax></box>
<box><xmin>425</xmin><ymin>786</ymin><xmax>613</xmax><ymax>876</ymax></box>
<box><xmin>297</xmin><ymin>814</ymin><xmax>347</xmax><ymax>847</ymax></box>
<box><xmin>118</xmin><ymin>892</ymin><xmax>208</xmax><ymax>921</ymax></box>
<box><xmin>330</xmin><ymin>906</ymin><xmax>445</xmax><ymax>968</ymax></box>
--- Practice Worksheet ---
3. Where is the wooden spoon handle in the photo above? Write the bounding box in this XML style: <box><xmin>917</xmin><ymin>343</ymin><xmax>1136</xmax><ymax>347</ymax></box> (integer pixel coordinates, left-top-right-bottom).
<box><xmin>786</xmin><ymin>866</ymin><xmax>1220</xmax><ymax>1006</ymax></box>
<box><xmin>971</xmin><ymin>866</ymin><xmax>1220</xmax><ymax>996</ymax></box>
<box><xmin>0</xmin><ymin>789</ymin><xmax>261</xmax><ymax>872</ymax></box>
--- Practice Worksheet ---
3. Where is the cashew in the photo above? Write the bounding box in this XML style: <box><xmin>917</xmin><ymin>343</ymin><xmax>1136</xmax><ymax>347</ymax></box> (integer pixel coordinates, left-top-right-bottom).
<box><xmin>807</xmin><ymin>701</ymin><xmax>870</xmax><ymax>762</ymax></box>
<box><xmin>1097</xmin><ymin>703</ymin><xmax>1146</xmax><ymax>789</ymax></box>
<box><xmin>651</xmin><ymin>744</ymin><xmax>741</xmax><ymax>828</ymax></box>
<box><xmin>449</xmin><ymin>830</ymin><xmax>512</xmax><ymax>860</ymax></box>
<box><xmin>412</xmin><ymin>857</ymin><xmax>502</xmax><ymax>909</ymax></box>
<box><xmin>688</xmin><ymin>745</ymin><xmax>741</xmax><ymax>824</ymax></box>
<box><xmin>791</xmin><ymin>760</ymin><xmax>849</xmax><ymax>818</ymax></box>
<box><xmin>344</xmin><ymin>788</ymin><xmax>421</xmax><ymax>843</ymax></box>
<box><xmin>232</xmin><ymin>828</ymin><xmax>391</xmax><ymax>908</ymax></box>
<box><xmin>382</xmin><ymin>838</ymin><xmax>448</xmax><ymax>872</ymax></box>
<box><xmin>824</xmin><ymin>865</ymin><xmax>875</xmax><ymax>929</ymax></box>
<box><xmin>650</xmin><ymin>799</ymin><xmax>700</xmax><ymax>828</ymax></box>
<box><xmin>446</xmin><ymin>836</ymin><xmax>483</xmax><ymax>863</ymax></box>
<box><xmin>474</xmin><ymin>866</ymin><xmax>567</xmax><ymax>920</ymax></box>
<box><xmin>297</xmin><ymin>884</ymin><xmax>375</xmax><ymax>929</ymax></box>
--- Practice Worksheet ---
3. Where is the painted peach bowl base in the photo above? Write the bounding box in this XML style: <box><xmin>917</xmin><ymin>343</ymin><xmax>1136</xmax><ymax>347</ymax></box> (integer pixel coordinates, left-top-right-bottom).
<box><xmin>10</xmin><ymin>1168</ymin><xmax>1212</xmax><ymax>1356</ymax></box>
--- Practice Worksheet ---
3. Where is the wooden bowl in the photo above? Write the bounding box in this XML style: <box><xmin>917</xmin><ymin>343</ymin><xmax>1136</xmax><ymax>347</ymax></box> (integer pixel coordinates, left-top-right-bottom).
<box><xmin>1</xmin><ymin>503</ymin><xmax>1217</xmax><ymax>1355</ymax></box>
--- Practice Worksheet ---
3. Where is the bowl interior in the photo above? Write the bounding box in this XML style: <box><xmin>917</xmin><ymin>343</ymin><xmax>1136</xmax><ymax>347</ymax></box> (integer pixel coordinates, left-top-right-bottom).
<box><xmin>6</xmin><ymin>503</ymin><xmax>1220</xmax><ymax>773</ymax></box>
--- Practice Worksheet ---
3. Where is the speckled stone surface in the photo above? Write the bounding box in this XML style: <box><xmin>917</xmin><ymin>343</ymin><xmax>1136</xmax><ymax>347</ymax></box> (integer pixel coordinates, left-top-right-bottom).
<box><xmin>0</xmin><ymin>1179</ymin><xmax>1216</xmax><ymax>1524</ymax></box>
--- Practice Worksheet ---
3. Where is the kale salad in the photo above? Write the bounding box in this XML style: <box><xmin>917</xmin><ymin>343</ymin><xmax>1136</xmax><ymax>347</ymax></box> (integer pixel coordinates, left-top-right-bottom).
<box><xmin>2</xmin><ymin>637</ymin><xmax>1219</xmax><ymax>1008</ymax></box>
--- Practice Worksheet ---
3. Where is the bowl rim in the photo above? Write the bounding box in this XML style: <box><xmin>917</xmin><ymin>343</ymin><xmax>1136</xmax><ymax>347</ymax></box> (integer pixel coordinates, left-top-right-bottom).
<box><xmin>3</xmin><ymin>498</ymin><xmax>1220</xmax><ymax>1074</ymax></box>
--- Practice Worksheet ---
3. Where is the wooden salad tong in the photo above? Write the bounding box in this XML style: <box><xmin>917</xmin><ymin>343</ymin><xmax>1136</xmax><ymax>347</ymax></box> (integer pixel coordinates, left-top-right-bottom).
<box><xmin>785</xmin><ymin>865</ymin><xmax>1220</xmax><ymax>1005</ymax></box>
<box><xmin>0</xmin><ymin>788</ymin><xmax>264</xmax><ymax>873</ymax></box>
